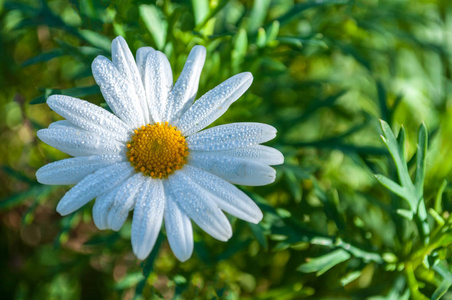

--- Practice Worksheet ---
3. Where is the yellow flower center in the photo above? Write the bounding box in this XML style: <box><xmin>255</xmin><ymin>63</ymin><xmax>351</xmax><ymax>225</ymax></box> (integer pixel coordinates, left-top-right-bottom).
<box><xmin>127</xmin><ymin>122</ymin><xmax>189</xmax><ymax>179</ymax></box>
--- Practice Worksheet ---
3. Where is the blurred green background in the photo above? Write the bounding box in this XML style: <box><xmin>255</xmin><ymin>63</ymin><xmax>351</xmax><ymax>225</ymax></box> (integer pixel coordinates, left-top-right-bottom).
<box><xmin>1</xmin><ymin>0</ymin><xmax>452</xmax><ymax>299</ymax></box>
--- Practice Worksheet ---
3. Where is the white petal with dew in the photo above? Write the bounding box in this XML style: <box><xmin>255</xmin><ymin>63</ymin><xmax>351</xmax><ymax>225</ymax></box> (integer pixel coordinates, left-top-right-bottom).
<box><xmin>164</xmin><ymin>194</ymin><xmax>194</xmax><ymax>262</ymax></box>
<box><xmin>141</xmin><ymin>48</ymin><xmax>173</xmax><ymax>122</ymax></box>
<box><xmin>188</xmin><ymin>152</ymin><xmax>276</xmax><ymax>186</ymax></box>
<box><xmin>184</xmin><ymin>165</ymin><xmax>263</xmax><ymax>223</ymax></box>
<box><xmin>178</xmin><ymin>72</ymin><xmax>253</xmax><ymax>135</ymax></box>
<box><xmin>36</xmin><ymin>155</ymin><xmax>125</xmax><ymax>185</ymax></box>
<box><xmin>47</xmin><ymin>95</ymin><xmax>131</xmax><ymax>142</ymax></box>
<box><xmin>93</xmin><ymin>184</ymin><xmax>122</xmax><ymax>230</ymax></box>
<box><xmin>37</xmin><ymin>127</ymin><xmax>125</xmax><ymax>157</ymax></box>
<box><xmin>191</xmin><ymin>145</ymin><xmax>284</xmax><ymax>166</ymax></box>
<box><xmin>111</xmin><ymin>36</ymin><xmax>150</xmax><ymax>124</ymax></box>
<box><xmin>92</xmin><ymin>55</ymin><xmax>145</xmax><ymax>128</ymax></box>
<box><xmin>131</xmin><ymin>179</ymin><xmax>166</xmax><ymax>260</ymax></box>
<box><xmin>56</xmin><ymin>162</ymin><xmax>134</xmax><ymax>215</ymax></box>
<box><xmin>48</xmin><ymin>120</ymin><xmax>79</xmax><ymax>130</ymax></box>
<box><xmin>136</xmin><ymin>47</ymin><xmax>153</xmax><ymax>78</ymax></box>
<box><xmin>107</xmin><ymin>173</ymin><xmax>147</xmax><ymax>231</ymax></box>
<box><xmin>165</xmin><ymin>46</ymin><xmax>206</xmax><ymax>123</ymax></box>
<box><xmin>187</xmin><ymin>122</ymin><xmax>277</xmax><ymax>151</ymax></box>
<box><xmin>165</xmin><ymin>171</ymin><xmax>232</xmax><ymax>241</ymax></box>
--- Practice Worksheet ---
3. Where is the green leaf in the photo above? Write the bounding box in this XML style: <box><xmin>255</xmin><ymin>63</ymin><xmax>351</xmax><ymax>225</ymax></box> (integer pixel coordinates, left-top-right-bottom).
<box><xmin>341</xmin><ymin>270</ymin><xmax>362</xmax><ymax>286</ymax></box>
<box><xmin>0</xmin><ymin>185</ymin><xmax>53</xmax><ymax>210</ymax></box>
<box><xmin>284</xmin><ymin>168</ymin><xmax>302</xmax><ymax>202</ymax></box>
<box><xmin>192</xmin><ymin>0</ymin><xmax>209</xmax><ymax>26</ymax></box>
<box><xmin>297</xmin><ymin>249</ymin><xmax>351</xmax><ymax>275</ymax></box>
<box><xmin>397</xmin><ymin>125</ymin><xmax>407</xmax><ymax>166</ymax></box>
<box><xmin>434</xmin><ymin>179</ymin><xmax>447</xmax><ymax>213</ymax></box>
<box><xmin>248</xmin><ymin>223</ymin><xmax>268</xmax><ymax>250</ymax></box>
<box><xmin>30</xmin><ymin>85</ymin><xmax>100</xmax><ymax>105</ymax></box>
<box><xmin>22</xmin><ymin>49</ymin><xmax>65</xmax><ymax>67</ymax></box>
<box><xmin>78</xmin><ymin>30</ymin><xmax>111</xmax><ymax>52</ymax></box>
<box><xmin>377</xmin><ymin>120</ymin><xmax>430</xmax><ymax>242</ymax></box>
<box><xmin>256</xmin><ymin>28</ymin><xmax>266</xmax><ymax>48</ymax></box>
<box><xmin>431</xmin><ymin>280</ymin><xmax>452</xmax><ymax>300</ymax></box>
<box><xmin>266</xmin><ymin>21</ymin><xmax>280</xmax><ymax>45</ymax></box>
<box><xmin>247</xmin><ymin>0</ymin><xmax>271</xmax><ymax>33</ymax></box>
<box><xmin>415</xmin><ymin>123</ymin><xmax>427</xmax><ymax>198</ymax></box>
<box><xmin>379</xmin><ymin>120</ymin><xmax>411</xmax><ymax>191</ymax></box>
<box><xmin>376</xmin><ymin>81</ymin><xmax>389</xmax><ymax>122</ymax></box>
<box><xmin>232</xmin><ymin>28</ymin><xmax>248</xmax><ymax>72</ymax></box>
<box><xmin>115</xmin><ymin>272</ymin><xmax>144</xmax><ymax>290</ymax></box>
<box><xmin>396</xmin><ymin>209</ymin><xmax>413</xmax><ymax>220</ymax></box>
<box><xmin>139</xmin><ymin>4</ymin><xmax>167</xmax><ymax>50</ymax></box>
<box><xmin>375</xmin><ymin>175</ymin><xmax>405</xmax><ymax>198</ymax></box>
<box><xmin>428</xmin><ymin>208</ymin><xmax>445</xmax><ymax>226</ymax></box>
<box><xmin>267</xmin><ymin>0</ymin><xmax>349</xmax><ymax>28</ymax></box>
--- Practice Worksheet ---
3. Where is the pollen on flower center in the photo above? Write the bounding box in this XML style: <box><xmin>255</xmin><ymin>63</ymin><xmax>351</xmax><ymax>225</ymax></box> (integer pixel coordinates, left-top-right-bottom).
<box><xmin>127</xmin><ymin>122</ymin><xmax>189</xmax><ymax>179</ymax></box>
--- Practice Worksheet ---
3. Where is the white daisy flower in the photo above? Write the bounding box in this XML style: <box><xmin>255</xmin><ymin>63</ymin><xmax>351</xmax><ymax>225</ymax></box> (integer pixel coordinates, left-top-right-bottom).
<box><xmin>36</xmin><ymin>36</ymin><xmax>283</xmax><ymax>262</ymax></box>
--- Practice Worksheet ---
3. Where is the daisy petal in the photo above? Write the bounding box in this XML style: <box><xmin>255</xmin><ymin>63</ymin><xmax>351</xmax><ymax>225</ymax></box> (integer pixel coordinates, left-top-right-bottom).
<box><xmin>111</xmin><ymin>36</ymin><xmax>150</xmax><ymax>124</ymax></box>
<box><xmin>47</xmin><ymin>95</ymin><xmax>131</xmax><ymax>142</ymax></box>
<box><xmin>107</xmin><ymin>173</ymin><xmax>147</xmax><ymax>231</ymax></box>
<box><xmin>141</xmin><ymin>48</ymin><xmax>173</xmax><ymax>122</ymax></box>
<box><xmin>37</xmin><ymin>127</ymin><xmax>125</xmax><ymax>157</ymax></box>
<box><xmin>178</xmin><ymin>72</ymin><xmax>253</xmax><ymax>135</ymax></box>
<box><xmin>56</xmin><ymin>162</ymin><xmax>134</xmax><ymax>215</ymax></box>
<box><xmin>165</xmin><ymin>45</ymin><xmax>206</xmax><ymax>123</ymax></box>
<box><xmin>188</xmin><ymin>152</ymin><xmax>276</xmax><ymax>186</ymax></box>
<box><xmin>184</xmin><ymin>165</ymin><xmax>263</xmax><ymax>223</ymax></box>
<box><xmin>186</xmin><ymin>122</ymin><xmax>277</xmax><ymax>151</ymax></box>
<box><xmin>136</xmin><ymin>47</ymin><xmax>153</xmax><ymax>77</ymax></box>
<box><xmin>166</xmin><ymin>171</ymin><xmax>232</xmax><ymax>241</ymax></box>
<box><xmin>93</xmin><ymin>184</ymin><xmax>121</xmax><ymax>230</ymax></box>
<box><xmin>191</xmin><ymin>145</ymin><xmax>284</xmax><ymax>166</ymax></box>
<box><xmin>164</xmin><ymin>195</ymin><xmax>194</xmax><ymax>262</ymax></box>
<box><xmin>131</xmin><ymin>179</ymin><xmax>166</xmax><ymax>260</ymax></box>
<box><xmin>48</xmin><ymin>120</ymin><xmax>79</xmax><ymax>130</ymax></box>
<box><xmin>92</xmin><ymin>55</ymin><xmax>145</xmax><ymax>128</ymax></box>
<box><xmin>36</xmin><ymin>155</ymin><xmax>125</xmax><ymax>185</ymax></box>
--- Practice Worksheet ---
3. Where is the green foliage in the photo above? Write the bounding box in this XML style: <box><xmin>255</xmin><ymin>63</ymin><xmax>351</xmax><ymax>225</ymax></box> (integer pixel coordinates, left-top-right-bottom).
<box><xmin>1</xmin><ymin>0</ymin><xmax>452</xmax><ymax>299</ymax></box>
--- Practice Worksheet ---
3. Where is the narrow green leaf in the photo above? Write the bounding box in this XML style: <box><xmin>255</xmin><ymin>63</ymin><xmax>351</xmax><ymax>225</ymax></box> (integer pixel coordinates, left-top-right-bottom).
<box><xmin>397</xmin><ymin>125</ymin><xmax>406</xmax><ymax>166</ymax></box>
<box><xmin>434</xmin><ymin>179</ymin><xmax>447</xmax><ymax>213</ymax></box>
<box><xmin>429</xmin><ymin>208</ymin><xmax>445</xmax><ymax>226</ymax></box>
<box><xmin>78</xmin><ymin>30</ymin><xmax>111</xmax><ymax>52</ymax></box>
<box><xmin>139</xmin><ymin>4</ymin><xmax>167</xmax><ymax>50</ymax></box>
<box><xmin>375</xmin><ymin>175</ymin><xmax>405</xmax><ymax>198</ymax></box>
<box><xmin>192</xmin><ymin>0</ymin><xmax>209</xmax><ymax>26</ymax></box>
<box><xmin>285</xmin><ymin>168</ymin><xmax>302</xmax><ymax>202</ymax></box>
<box><xmin>340</xmin><ymin>271</ymin><xmax>361</xmax><ymax>286</ymax></box>
<box><xmin>376</xmin><ymin>81</ymin><xmax>389</xmax><ymax>122</ymax></box>
<box><xmin>266</xmin><ymin>21</ymin><xmax>280</xmax><ymax>45</ymax></box>
<box><xmin>247</xmin><ymin>0</ymin><xmax>271</xmax><ymax>33</ymax></box>
<box><xmin>30</xmin><ymin>85</ymin><xmax>100</xmax><ymax>105</ymax></box>
<box><xmin>22</xmin><ymin>49</ymin><xmax>65</xmax><ymax>67</ymax></box>
<box><xmin>431</xmin><ymin>280</ymin><xmax>452</xmax><ymax>300</ymax></box>
<box><xmin>248</xmin><ymin>223</ymin><xmax>268</xmax><ymax>250</ymax></box>
<box><xmin>115</xmin><ymin>272</ymin><xmax>143</xmax><ymax>290</ymax></box>
<box><xmin>297</xmin><ymin>249</ymin><xmax>351</xmax><ymax>275</ymax></box>
<box><xmin>0</xmin><ymin>185</ymin><xmax>53</xmax><ymax>210</ymax></box>
<box><xmin>256</xmin><ymin>28</ymin><xmax>266</xmax><ymax>48</ymax></box>
<box><xmin>396</xmin><ymin>209</ymin><xmax>413</xmax><ymax>220</ymax></box>
<box><xmin>415</xmin><ymin>123</ymin><xmax>427</xmax><ymax>198</ymax></box>
<box><xmin>432</xmin><ymin>265</ymin><xmax>452</xmax><ymax>300</ymax></box>
<box><xmin>80</xmin><ymin>0</ymin><xmax>97</xmax><ymax>19</ymax></box>
<box><xmin>379</xmin><ymin>120</ymin><xmax>413</xmax><ymax>199</ymax></box>
<box><xmin>232</xmin><ymin>28</ymin><xmax>248</xmax><ymax>72</ymax></box>
<box><xmin>267</xmin><ymin>0</ymin><xmax>349</xmax><ymax>28</ymax></box>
